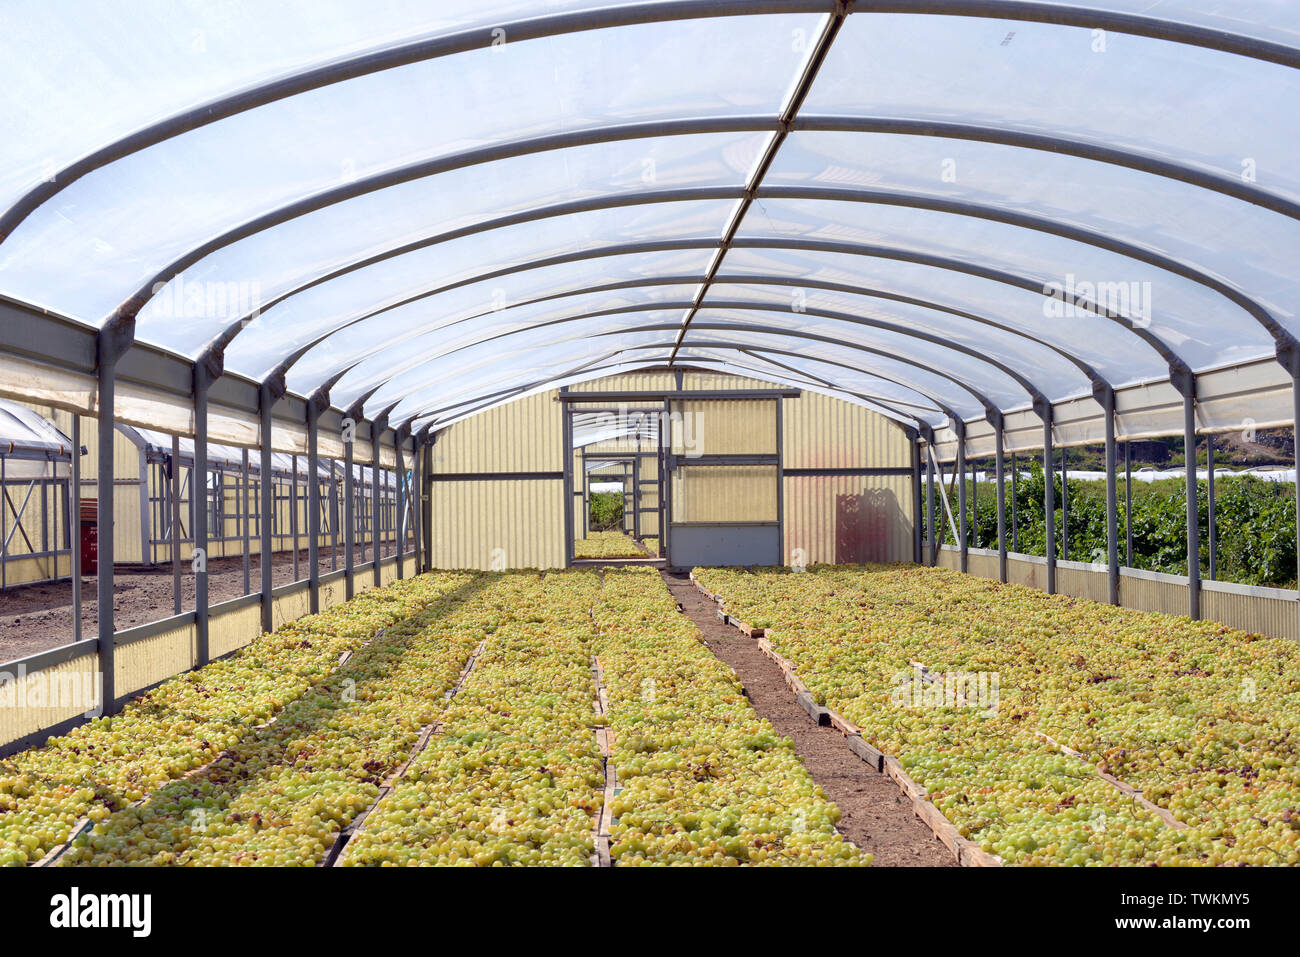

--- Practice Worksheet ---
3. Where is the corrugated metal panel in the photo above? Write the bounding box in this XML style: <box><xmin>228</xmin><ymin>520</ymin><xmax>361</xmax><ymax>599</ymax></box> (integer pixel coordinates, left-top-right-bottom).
<box><xmin>0</xmin><ymin>652</ymin><xmax>99</xmax><ymax>747</ymax></box>
<box><xmin>272</xmin><ymin>586</ymin><xmax>310</xmax><ymax>630</ymax></box>
<box><xmin>679</xmin><ymin>372</ymin><xmax>774</xmax><ymax>391</ymax></box>
<box><xmin>569</xmin><ymin>371</ymin><xmax>676</xmax><ymax>393</ymax></box>
<box><xmin>115</xmin><ymin>624</ymin><xmax>197</xmax><ymax>698</ymax></box>
<box><xmin>941</xmin><ymin>549</ymin><xmax>1299</xmax><ymax>643</ymax></box>
<box><xmin>430</xmin><ymin>479</ymin><xmax>564</xmax><ymax>570</ymax></box>
<box><xmin>673</xmin><ymin>465</ymin><xmax>777</xmax><ymax>523</ymax></box>
<box><xmin>967</xmin><ymin>550</ymin><xmax>999</xmax><ymax>580</ymax></box>
<box><xmin>782</xmin><ymin>391</ymin><xmax>910</xmax><ymax>470</ymax></box>
<box><xmin>1057</xmin><ymin>563</ymin><xmax>1111</xmax><ymax>603</ymax></box>
<box><xmin>1119</xmin><ymin>570</ymin><xmax>1188</xmax><ymax>616</ymax></box>
<box><xmin>1203</xmin><ymin>586</ymin><xmax>1298</xmax><ymax>641</ymax></box>
<box><xmin>432</xmin><ymin>390</ymin><xmax>561</xmax><ymax>474</ymax></box>
<box><xmin>784</xmin><ymin>473</ymin><xmax>912</xmax><ymax>564</ymax></box>
<box><xmin>673</xmin><ymin>399</ymin><xmax>776</xmax><ymax>455</ymax></box>
<box><xmin>209</xmin><ymin>602</ymin><xmax>262</xmax><ymax>658</ymax></box>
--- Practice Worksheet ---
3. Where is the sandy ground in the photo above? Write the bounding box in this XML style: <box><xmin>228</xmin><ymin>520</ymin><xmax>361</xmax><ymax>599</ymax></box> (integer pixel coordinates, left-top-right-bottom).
<box><xmin>0</xmin><ymin>542</ymin><xmax>403</xmax><ymax>664</ymax></box>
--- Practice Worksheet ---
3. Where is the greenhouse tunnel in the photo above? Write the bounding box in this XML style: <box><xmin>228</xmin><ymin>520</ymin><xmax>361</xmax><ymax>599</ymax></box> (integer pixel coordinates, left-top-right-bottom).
<box><xmin>2</xmin><ymin>0</ymin><xmax>1300</xmax><ymax>752</ymax></box>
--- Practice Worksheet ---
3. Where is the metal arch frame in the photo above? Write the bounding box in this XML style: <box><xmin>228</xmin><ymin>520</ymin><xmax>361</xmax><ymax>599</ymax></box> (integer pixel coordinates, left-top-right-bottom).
<box><xmin>0</xmin><ymin>1</ymin><xmax>826</xmax><ymax>245</ymax></box>
<box><xmin>263</xmin><ymin>175</ymin><xmax>1207</xmax><ymax>404</ymax></box>
<box><xmin>398</xmin><ymin>332</ymin><xmax>996</xmax><ymax>433</ymax></box>
<box><xmin>724</xmin><ymin>347</ymin><xmax>949</xmax><ymax>427</ymax></box>
<box><xmin>617</xmin><ymin>318</ymin><xmax>1033</xmax><ymax>409</ymax></box>
<box><xmin>93</xmin><ymin>120</ymin><xmax>1290</xmax><ymax>372</ymax></box>
<box><xmin>411</xmin><ymin>350</ymin><xmax>943</xmax><ymax>434</ymax></box>
<box><xmin>267</xmin><ymin>222</ymin><xmax>1175</xmax><ymax>415</ymax></box>
<box><xmin>337</xmin><ymin>299</ymin><xmax>1046</xmax><ymax>425</ymax></box>
<box><xmin>626</xmin><ymin>340</ymin><xmax>985</xmax><ymax>427</ymax></box>
<box><xmin>758</xmin><ymin>185</ymin><xmax>1294</xmax><ymax>354</ymax></box>
<box><xmin>307</xmin><ymin>218</ymin><xmax>1193</xmax><ymax>420</ymax></box>
<box><xmin>215</xmin><ymin>165</ymin><xmax>1267</xmax><ymax>403</ymax></box>
<box><xmin>6</xmin><ymin>0</ymin><xmax>1298</xmax><ymax>248</ymax></box>
<box><xmin>418</xmin><ymin>351</ymin><xmax>951</xmax><ymax>435</ymax></box>
<box><xmin>301</xmin><ymin>269</ymin><xmax>1109</xmax><ymax>413</ymax></box>
<box><xmin>212</xmin><ymin>103</ymin><xmax>1300</xmax><ymax>382</ymax></box>
<box><xmin>791</xmin><ymin>116</ymin><xmax>1300</xmax><ymax>223</ymax></box>
<box><xmin>105</xmin><ymin>120</ymin><xmax>772</xmax><ymax>331</ymax></box>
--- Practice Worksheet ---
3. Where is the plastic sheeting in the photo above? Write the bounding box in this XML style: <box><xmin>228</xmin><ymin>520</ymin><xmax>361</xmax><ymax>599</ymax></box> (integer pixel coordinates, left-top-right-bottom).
<box><xmin>0</xmin><ymin>2</ymin><xmax>1298</xmax><ymax>462</ymax></box>
<box><xmin>0</xmin><ymin>399</ymin><xmax>71</xmax><ymax>479</ymax></box>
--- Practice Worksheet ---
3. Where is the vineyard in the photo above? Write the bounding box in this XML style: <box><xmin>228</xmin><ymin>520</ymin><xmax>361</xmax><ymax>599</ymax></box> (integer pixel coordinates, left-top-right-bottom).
<box><xmin>695</xmin><ymin>565</ymin><xmax>1300</xmax><ymax>866</ymax></box>
<box><xmin>2</xmin><ymin>570</ymin><xmax>862</xmax><ymax>867</ymax></box>
<box><xmin>948</xmin><ymin>466</ymin><xmax>1297</xmax><ymax>588</ymax></box>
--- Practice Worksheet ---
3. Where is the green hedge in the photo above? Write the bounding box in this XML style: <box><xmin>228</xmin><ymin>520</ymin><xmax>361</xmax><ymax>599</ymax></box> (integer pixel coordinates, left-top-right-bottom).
<box><xmin>936</xmin><ymin>459</ymin><xmax>1297</xmax><ymax>588</ymax></box>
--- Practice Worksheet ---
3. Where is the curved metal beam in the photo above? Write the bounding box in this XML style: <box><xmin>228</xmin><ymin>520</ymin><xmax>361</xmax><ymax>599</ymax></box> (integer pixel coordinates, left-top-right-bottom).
<box><xmin>417</xmin><ymin>347</ymin><xmax>959</xmax><ymax>434</ymax></box>
<box><xmin>277</xmin><ymin>269</ymin><xmax>1111</xmax><ymax>400</ymax></box>
<box><xmin>866</xmin><ymin>1</ymin><xmax>1300</xmax><ymax>70</ymax></box>
<box><xmin>7</xmin><ymin>0</ymin><xmax>1295</xmax><ymax>250</ymax></box>
<box><xmin>98</xmin><ymin>136</ymin><xmax>1281</xmax><ymax>379</ymax></box>
<box><xmin>228</xmin><ymin>170</ymin><xmax>1269</xmax><ymax>389</ymax></box>
<box><xmin>300</xmin><ymin>228</ymin><xmax>1183</xmax><ymax>412</ymax></box>
<box><xmin>761</xmin><ymin>184</ymin><xmax>1294</xmax><ymax>354</ymax></box>
<box><xmin>729</xmin><ymin>347</ymin><xmax>953</xmax><ymax>424</ymax></box>
<box><xmin>353</xmin><ymin>301</ymin><xmax>1053</xmax><ymax>420</ymax></box>
<box><xmin>0</xmin><ymin>1</ymin><xmax>817</xmax><ymax>245</ymax></box>
<box><xmin>732</xmin><ymin>237</ymin><xmax>1184</xmax><ymax>371</ymax></box>
<box><xmin>793</xmin><ymin>115</ymin><xmax>1300</xmax><ymax>223</ymax></box>
<box><xmin>104</xmin><ymin>119</ymin><xmax>772</xmax><ymax>331</ymax></box>
<box><xmin>385</xmin><ymin>331</ymin><xmax>998</xmax><ymax>431</ymax></box>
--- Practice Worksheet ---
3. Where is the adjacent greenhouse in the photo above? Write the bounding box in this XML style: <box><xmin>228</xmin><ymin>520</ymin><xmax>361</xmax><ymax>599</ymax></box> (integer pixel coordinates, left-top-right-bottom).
<box><xmin>1</xmin><ymin>0</ymin><xmax>1299</xmax><ymax>885</ymax></box>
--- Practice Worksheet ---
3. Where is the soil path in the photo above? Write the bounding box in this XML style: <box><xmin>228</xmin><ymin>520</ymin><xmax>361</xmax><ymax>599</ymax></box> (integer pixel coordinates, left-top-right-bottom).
<box><xmin>0</xmin><ymin>543</ymin><xmax>402</xmax><ymax>663</ymax></box>
<box><xmin>660</xmin><ymin>570</ymin><xmax>955</xmax><ymax>867</ymax></box>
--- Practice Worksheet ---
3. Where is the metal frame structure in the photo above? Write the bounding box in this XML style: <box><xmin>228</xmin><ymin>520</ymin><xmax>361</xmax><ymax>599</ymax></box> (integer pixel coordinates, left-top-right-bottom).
<box><xmin>0</xmin><ymin>0</ymin><xmax>1299</xmax><ymax>715</ymax></box>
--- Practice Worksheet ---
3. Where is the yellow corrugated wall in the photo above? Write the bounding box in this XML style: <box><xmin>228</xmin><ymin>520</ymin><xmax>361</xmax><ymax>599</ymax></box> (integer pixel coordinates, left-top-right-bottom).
<box><xmin>433</xmin><ymin>391</ymin><xmax>561</xmax><ymax>474</ymax></box>
<box><xmin>784</xmin><ymin>473</ymin><xmax>912</xmax><ymax>565</ymax></box>
<box><xmin>430</xmin><ymin>479</ymin><xmax>564</xmax><ymax>570</ymax></box>
<box><xmin>0</xmin><ymin>652</ymin><xmax>101</xmax><ymax>746</ymax></box>
<box><xmin>425</xmin><ymin>372</ymin><xmax>917</xmax><ymax>568</ymax></box>
<box><xmin>782</xmin><ymin>391</ymin><xmax>910</xmax><ymax>470</ymax></box>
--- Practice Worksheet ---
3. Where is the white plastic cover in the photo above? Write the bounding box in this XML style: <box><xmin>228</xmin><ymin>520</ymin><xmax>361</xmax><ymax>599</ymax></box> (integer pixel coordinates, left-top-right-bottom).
<box><xmin>0</xmin><ymin>2</ymin><xmax>1297</xmax><ymax>460</ymax></box>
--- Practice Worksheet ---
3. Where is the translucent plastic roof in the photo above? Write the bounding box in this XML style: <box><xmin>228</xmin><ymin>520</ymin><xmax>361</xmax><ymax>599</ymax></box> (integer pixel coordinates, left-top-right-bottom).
<box><xmin>2</xmin><ymin>1</ymin><xmax>1299</xmax><ymax>446</ymax></box>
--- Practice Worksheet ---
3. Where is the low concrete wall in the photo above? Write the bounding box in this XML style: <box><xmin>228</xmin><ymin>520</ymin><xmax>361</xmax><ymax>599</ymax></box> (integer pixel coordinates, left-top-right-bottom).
<box><xmin>936</xmin><ymin>545</ymin><xmax>1297</xmax><ymax>641</ymax></box>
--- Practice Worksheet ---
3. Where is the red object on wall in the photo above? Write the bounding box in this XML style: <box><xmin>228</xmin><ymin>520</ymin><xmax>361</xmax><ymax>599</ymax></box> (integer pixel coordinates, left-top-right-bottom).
<box><xmin>79</xmin><ymin>499</ymin><xmax>98</xmax><ymax>575</ymax></box>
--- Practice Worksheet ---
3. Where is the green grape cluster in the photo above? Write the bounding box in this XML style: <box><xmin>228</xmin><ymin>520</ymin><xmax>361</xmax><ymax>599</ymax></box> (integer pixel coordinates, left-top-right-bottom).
<box><xmin>1</xmin><ymin>572</ymin><xmax>474</xmax><ymax>865</ymax></box>
<box><xmin>595</xmin><ymin>568</ymin><xmax>867</xmax><ymax>866</ymax></box>
<box><xmin>573</xmin><ymin>531</ymin><xmax>646</xmax><ymax>559</ymax></box>
<box><xmin>696</xmin><ymin>564</ymin><xmax>1300</xmax><ymax>866</ymax></box>
<box><xmin>345</xmin><ymin>573</ymin><xmax>604</xmax><ymax>866</ymax></box>
<box><xmin>60</xmin><ymin>575</ymin><xmax>521</xmax><ymax>866</ymax></box>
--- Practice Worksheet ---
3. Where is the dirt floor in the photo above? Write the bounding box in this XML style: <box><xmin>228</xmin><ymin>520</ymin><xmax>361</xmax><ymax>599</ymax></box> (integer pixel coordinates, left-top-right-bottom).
<box><xmin>660</xmin><ymin>570</ymin><xmax>955</xmax><ymax>867</ymax></box>
<box><xmin>0</xmin><ymin>542</ymin><xmax>402</xmax><ymax>663</ymax></box>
